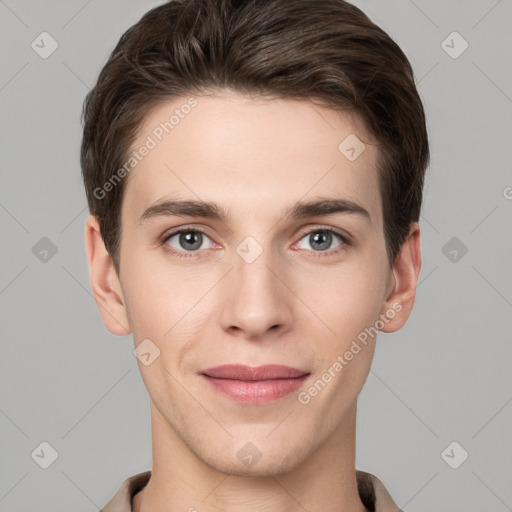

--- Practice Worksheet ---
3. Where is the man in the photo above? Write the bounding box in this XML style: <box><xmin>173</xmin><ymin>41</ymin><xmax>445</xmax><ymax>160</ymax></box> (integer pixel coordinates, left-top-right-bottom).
<box><xmin>81</xmin><ymin>0</ymin><xmax>428</xmax><ymax>510</ymax></box>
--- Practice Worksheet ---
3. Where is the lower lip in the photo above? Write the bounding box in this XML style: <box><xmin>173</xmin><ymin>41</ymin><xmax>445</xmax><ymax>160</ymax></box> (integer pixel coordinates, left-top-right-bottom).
<box><xmin>201</xmin><ymin>374</ymin><xmax>309</xmax><ymax>404</ymax></box>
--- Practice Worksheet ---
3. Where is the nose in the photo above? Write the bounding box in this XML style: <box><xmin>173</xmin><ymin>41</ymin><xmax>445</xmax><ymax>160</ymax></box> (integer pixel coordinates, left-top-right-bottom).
<box><xmin>219</xmin><ymin>244</ymin><xmax>294</xmax><ymax>340</ymax></box>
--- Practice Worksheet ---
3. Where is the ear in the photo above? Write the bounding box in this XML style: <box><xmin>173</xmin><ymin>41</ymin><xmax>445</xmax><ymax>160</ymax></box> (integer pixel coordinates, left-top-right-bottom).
<box><xmin>379</xmin><ymin>222</ymin><xmax>421</xmax><ymax>333</ymax></box>
<box><xmin>84</xmin><ymin>215</ymin><xmax>131</xmax><ymax>336</ymax></box>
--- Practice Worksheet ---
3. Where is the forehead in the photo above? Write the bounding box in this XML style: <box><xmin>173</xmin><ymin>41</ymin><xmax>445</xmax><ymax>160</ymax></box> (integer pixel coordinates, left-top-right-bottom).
<box><xmin>121</xmin><ymin>92</ymin><xmax>382</xmax><ymax>230</ymax></box>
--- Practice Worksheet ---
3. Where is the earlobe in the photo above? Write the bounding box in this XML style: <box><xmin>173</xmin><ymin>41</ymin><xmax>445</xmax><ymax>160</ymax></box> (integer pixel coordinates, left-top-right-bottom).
<box><xmin>84</xmin><ymin>215</ymin><xmax>131</xmax><ymax>336</ymax></box>
<box><xmin>379</xmin><ymin>222</ymin><xmax>421</xmax><ymax>333</ymax></box>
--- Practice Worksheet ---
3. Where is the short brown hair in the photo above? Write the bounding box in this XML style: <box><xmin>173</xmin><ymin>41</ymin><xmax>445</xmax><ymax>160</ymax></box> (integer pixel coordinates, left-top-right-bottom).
<box><xmin>81</xmin><ymin>0</ymin><xmax>429</xmax><ymax>272</ymax></box>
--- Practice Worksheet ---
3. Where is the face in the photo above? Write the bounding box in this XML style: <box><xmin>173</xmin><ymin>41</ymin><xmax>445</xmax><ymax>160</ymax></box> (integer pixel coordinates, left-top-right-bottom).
<box><xmin>87</xmin><ymin>90</ymin><xmax>420</xmax><ymax>476</ymax></box>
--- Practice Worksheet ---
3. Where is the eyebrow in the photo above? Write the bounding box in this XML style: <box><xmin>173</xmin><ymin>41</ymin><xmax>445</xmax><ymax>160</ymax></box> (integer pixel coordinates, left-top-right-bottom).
<box><xmin>139</xmin><ymin>197</ymin><xmax>371</xmax><ymax>225</ymax></box>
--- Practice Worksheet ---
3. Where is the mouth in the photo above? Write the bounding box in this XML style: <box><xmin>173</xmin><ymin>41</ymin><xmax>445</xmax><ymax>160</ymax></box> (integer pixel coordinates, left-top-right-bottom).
<box><xmin>198</xmin><ymin>364</ymin><xmax>311</xmax><ymax>405</ymax></box>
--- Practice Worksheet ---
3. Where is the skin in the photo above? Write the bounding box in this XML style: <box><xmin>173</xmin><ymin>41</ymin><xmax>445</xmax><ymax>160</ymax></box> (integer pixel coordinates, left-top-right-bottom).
<box><xmin>85</xmin><ymin>90</ymin><xmax>421</xmax><ymax>512</ymax></box>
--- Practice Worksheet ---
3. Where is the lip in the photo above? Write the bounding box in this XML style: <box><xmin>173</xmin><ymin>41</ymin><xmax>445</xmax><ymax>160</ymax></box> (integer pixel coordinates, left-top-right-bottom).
<box><xmin>199</xmin><ymin>364</ymin><xmax>310</xmax><ymax>404</ymax></box>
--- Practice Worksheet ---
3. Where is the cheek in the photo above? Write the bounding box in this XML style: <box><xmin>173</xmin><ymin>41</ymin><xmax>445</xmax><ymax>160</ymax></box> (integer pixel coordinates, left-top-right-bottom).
<box><xmin>294</xmin><ymin>264</ymin><xmax>385</xmax><ymax>416</ymax></box>
<box><xmin>298</xmin><ymin>261</ymin><xmax>388</xmax><ymax>348</ymax></box>
<box><xmin>119</xmin><ymin>247</ymin><xmax>171</xmax><ymax>338</ymax></box>
<box><xmin>120</xmin><ymin>247</ymin><xmax>215</xmax><ymax>346</ymax></box>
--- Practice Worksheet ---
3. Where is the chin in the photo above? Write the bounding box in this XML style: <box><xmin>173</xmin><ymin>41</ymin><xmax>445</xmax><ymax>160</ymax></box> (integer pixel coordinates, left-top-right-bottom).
<box><xmin>197</xmin><ymin>436</ymin><xmax>313</xmax><ymax>478</ymax></box>
<box><xmin>210</xmin><ymin>452</ymin><xmax>304</xmax><ymax>478</ymax></box>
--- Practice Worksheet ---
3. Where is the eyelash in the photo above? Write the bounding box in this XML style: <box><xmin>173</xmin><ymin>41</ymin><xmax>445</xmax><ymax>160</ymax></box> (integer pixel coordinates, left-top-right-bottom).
<box><xmin>160</xmin><ymin>228</ymin><xmax>211</xmax><ymax>259</ymax></box>
<box><xmin>160</xmin><ymin>226</ymin><xmax>350</xmax><ymax>259</ymax></box>
<box><xmin>160</xmin><ymin>227</ymin><xmax>351</xmax><ymax>258</ymax></box>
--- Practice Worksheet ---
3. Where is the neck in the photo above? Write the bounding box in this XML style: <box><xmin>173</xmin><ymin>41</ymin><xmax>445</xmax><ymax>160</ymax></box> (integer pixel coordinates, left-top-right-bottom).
<box><xmin>133</xmin><ymin>401</ymin><xmax>367</xmax><ymax>512</ymax></box>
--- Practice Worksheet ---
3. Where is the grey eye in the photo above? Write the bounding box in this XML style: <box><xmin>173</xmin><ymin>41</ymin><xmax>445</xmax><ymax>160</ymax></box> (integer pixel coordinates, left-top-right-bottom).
<box><xmin>297</xmin><ymin>230</ymin><xmax>343</xmax><ymax>252</ymax></box>
<box><xmin>166</xmin><ymin>230</ymin><xmax>213</xmax><ymax>252</ymax></box>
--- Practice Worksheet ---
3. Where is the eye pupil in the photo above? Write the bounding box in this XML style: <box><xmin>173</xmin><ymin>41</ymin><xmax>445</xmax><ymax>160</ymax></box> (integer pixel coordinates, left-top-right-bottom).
<box><xmin>310</xmin><ymin>231</ymin><xmax>332</xmax><ymax>251</ymax></box>
<box><xmin>180</xmin><ymin>231</ymin><xmax>202</xmax><ymax>251</ymax></box>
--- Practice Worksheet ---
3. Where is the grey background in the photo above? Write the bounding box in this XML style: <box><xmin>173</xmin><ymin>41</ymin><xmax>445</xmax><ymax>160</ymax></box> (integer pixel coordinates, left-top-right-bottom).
<box><xmin>0</xmin><ymin>0</ymin><xmax>511</xmax><ymax>510</ymax></box>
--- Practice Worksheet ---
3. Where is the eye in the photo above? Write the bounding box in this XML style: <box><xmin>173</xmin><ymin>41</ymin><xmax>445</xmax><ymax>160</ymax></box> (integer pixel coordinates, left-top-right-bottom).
<box><xmin>164</xmin><ymin>228</ymin><xmax>214</xmax><ymax>253</ymax></box>
<box><xmin>161</xmin><ymin>226</ymin><xmax>349</xmax><ymax>259</ymax></box>
<box><xmin>295</xmin><ymin>228</ymin><xmax>346</xmax><ymax>254</ymax></box>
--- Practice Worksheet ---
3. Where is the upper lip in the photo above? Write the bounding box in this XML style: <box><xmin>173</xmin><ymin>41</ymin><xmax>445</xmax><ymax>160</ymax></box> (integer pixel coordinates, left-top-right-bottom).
<box><xmin>200</xmin><ymin>364</ymin><xmax>309</xmax><ymax>381</ymax></box>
